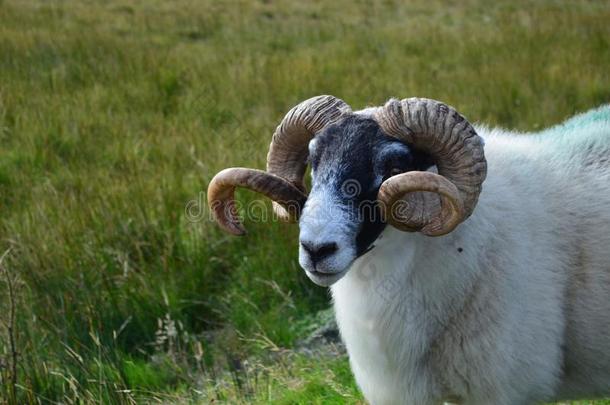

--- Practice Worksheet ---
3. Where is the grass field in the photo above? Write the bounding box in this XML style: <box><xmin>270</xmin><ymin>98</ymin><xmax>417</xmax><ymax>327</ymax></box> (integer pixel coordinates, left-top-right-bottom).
<box><xmin>0</xmin><ymin>0</ymin><xmax>609</xmax><ymax>403</ymax></box>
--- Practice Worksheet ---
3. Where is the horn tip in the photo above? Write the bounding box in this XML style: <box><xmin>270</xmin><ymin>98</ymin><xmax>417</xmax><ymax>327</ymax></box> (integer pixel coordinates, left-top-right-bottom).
<box><xmin>219</xmin><ymin>222</ymin><xmax>247</xmax><ymax>236</ymax></box>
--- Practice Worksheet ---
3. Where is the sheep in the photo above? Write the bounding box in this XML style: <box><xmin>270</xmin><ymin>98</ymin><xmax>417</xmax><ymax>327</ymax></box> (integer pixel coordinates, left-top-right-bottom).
<box><xmin>207</xmin><ymin>95</ymin><xmax>610</xmax><ymax>405</ymax></box>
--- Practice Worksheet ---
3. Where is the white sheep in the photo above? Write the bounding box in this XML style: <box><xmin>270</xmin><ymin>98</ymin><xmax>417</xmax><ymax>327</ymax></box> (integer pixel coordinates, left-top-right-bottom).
<box><xmin>208</xmin><ymin>95</ymin><xmax>610</xmax><ymax>404</ymax></box>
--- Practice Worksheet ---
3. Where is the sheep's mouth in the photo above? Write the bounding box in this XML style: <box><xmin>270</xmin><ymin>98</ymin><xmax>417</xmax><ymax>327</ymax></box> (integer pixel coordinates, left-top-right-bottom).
<box><xmin>306</xmin><ymin>268</ymin><xmax>349</xmax><ymax>287</ymax></box>
<box><xmin>307</xmin><ymin>244</ymin><xmax>375</xmax><ymax>287</ymax></box>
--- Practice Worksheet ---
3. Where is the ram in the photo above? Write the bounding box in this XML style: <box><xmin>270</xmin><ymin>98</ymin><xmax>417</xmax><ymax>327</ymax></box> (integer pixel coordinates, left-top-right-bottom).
<box><xmin>208</xmin><ymin>95</ymin><xmax>610</xmax><ymax>405</ymax></box>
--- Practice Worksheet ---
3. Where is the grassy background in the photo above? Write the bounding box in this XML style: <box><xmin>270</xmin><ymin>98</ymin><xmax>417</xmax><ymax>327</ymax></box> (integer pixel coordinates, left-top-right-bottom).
<box><xmin>0</xmin><ymin>0</ymin><xmax>609</xmax><ymax>403</ymax></box>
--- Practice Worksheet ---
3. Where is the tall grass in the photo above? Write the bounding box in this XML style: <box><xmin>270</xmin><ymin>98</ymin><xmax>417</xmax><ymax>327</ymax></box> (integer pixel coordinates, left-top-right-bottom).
<box><xmin>0</xmin><ymin>0</ymin><xmax>609</xmax><ymax>403</ymax></box>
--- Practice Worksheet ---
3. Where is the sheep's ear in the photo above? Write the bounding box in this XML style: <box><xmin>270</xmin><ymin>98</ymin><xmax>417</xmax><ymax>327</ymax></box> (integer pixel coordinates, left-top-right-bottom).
<box><xmin>307</xmin><ymin>138</ymin><xmax>318</xmax><ymax>156</ymax></box>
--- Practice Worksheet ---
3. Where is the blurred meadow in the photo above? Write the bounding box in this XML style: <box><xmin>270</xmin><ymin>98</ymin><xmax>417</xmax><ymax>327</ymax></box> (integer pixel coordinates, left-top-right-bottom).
<box><xmin>0</xmin><ymin>0</ymin><xmax>609</xmax><ymax>403</ymax></box>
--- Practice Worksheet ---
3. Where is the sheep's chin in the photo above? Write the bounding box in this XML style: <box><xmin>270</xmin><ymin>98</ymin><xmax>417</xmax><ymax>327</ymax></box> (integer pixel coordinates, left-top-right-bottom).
<box><xmin>305</xmin><ymin>267</ymin><xmax>350</xmax><ymax>287</ymax></box>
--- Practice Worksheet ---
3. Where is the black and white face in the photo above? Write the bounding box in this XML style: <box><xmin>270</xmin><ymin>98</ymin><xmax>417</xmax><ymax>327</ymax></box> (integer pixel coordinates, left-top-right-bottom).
<box><xmin>298</xmin><ymin>115</ymin><xmax>433</xmax><ymax>286</ymax></box>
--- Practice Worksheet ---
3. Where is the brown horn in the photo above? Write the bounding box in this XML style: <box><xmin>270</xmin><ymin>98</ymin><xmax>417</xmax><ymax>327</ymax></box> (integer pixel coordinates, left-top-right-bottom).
<box><xmin>374</xmin><ymin>98</ymin><xmax>487</xmax><ymax>236</ymax></box>
<box><xmin>266</xmin><ymin>95</ymin><xmax>351</xmax><ymax>220</ymax></box>
<box><xmin>207</xmin><ymin>168</ymin><xmax>307</xmax><ymax>235</ymax></box>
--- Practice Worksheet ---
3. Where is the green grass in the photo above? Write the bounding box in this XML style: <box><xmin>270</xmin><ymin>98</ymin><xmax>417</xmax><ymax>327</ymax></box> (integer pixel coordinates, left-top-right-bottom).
<box><xmin>0</xmin><ymin>0</ymin><xmax>609</xmax><ymax>403</ymax></box>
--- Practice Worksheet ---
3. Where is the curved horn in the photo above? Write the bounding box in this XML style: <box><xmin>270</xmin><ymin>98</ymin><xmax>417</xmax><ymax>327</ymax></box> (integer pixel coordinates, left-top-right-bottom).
<box><xmin>374</xmin><ymin>98</ymin><xmax>487</xmax><ymax>236</ymax></box>
<box><xmin>207</xmin><ymin>168</ymin><xmax>307</xmax><ymax>235</ymax></box>
<box><xmin>266</xmin><ymin>95</ymin><xmax>351</xmax><ymax>220</ymax></box>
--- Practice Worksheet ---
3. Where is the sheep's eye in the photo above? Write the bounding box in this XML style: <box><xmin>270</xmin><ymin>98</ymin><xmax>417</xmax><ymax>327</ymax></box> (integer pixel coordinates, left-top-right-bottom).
<box><xmin>389</xmin><ymin>168</ymin><xmax>403</xmax><ymax>177</ymax></box>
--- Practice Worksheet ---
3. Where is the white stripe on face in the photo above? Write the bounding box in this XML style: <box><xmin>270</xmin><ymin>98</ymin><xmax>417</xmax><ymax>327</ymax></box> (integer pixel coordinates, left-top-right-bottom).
<box><xmin>298</xmin><ymin>182</ymin><xmax>358</xmax><ymax>286</ymax></box>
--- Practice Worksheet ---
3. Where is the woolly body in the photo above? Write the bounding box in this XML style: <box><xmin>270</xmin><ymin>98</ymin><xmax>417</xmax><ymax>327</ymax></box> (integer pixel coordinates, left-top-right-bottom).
<box><xmin>331</xmin><ymin>106</ymin><xmax>610</xmax><ymax>404</ymax></box>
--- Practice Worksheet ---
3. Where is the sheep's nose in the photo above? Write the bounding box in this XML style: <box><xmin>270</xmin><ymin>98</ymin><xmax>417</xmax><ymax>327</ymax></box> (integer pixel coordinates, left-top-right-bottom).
<box><xmin>301</xmin><ymin>241</ymin><xmax>338</xmax><ymax>265</ymax></box>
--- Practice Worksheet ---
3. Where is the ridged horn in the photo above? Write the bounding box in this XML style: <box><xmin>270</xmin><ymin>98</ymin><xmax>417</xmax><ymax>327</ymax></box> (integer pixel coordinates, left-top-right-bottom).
<box><xmin>266</xmin><ymin>95</ymin><xmax>351</xmax><ymax>220</ymax></box>
<box><xmin>207</xmin><ymin>168</ymin><xmax>307</xmax><ymax>235</ymax></box>
<box><xmin>374</xmin><ymin>98</ymin><xmax>487</xmax><ymax>236</ymax></box>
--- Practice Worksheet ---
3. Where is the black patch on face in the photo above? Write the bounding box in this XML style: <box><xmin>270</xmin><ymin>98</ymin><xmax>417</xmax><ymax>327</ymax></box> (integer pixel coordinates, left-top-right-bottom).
<box><xmin>308</xmin><ymin>114</ymin><xmax>434</xmax><ymax>256</ymax></box>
